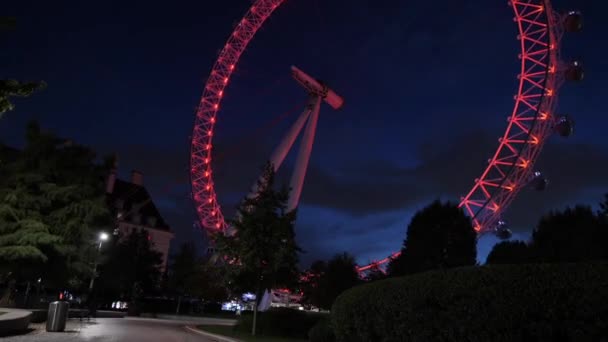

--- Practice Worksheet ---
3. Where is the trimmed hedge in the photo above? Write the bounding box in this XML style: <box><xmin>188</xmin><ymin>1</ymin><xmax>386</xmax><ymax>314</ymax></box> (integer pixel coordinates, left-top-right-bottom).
<box><xmin>332</xmin><ymin>262</ymin><xmax>608</xmax><ymax>342</ymax></box>
<box><xmin>234</xmin><ymin>307</ymin><xmax>328</xmax><ymax>339</ymax></box>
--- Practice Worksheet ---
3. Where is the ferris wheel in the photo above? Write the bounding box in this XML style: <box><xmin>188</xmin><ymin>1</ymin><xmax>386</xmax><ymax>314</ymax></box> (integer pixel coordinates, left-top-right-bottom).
<box><xmin>189</xmin><ymin>0</ymin><xmax>583</xmax><ymax>273</ymax></box>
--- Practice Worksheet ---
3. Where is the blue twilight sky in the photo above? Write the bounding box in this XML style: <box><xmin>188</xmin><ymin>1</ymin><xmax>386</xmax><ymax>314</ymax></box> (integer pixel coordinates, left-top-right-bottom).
<box><xmin>1</xmin><ymin>0</ymin><xmax>607</xmax><ymax>266</ymax></box>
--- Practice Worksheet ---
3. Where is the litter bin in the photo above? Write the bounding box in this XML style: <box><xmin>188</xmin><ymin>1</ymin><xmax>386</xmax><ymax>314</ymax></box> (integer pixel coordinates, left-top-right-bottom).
<box><xmin>46</xmin><ymin>301</ymin><xmax>69</xmax><ymax>332</ymax></box>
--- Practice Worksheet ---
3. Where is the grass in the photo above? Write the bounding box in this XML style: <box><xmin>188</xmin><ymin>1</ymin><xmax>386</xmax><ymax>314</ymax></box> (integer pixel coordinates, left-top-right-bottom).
<box><xmin>197</xmin><ymin>325</ymin><xmax>307</xmax><ymax>342</ymax></box>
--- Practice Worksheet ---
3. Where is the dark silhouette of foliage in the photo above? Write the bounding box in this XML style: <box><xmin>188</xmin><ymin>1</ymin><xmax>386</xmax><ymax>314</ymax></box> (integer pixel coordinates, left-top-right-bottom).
<box><xmin>1</xmin><ymin>19</ymin><xmax>46</xmax><ymax>116</ymax></box>
<box><xmin>0</xmin><ymin>17</ymin><xmax>16</xmax><ymax>32</ymax></box>
<box><xmin>0</xmin><ymin>122</ymin><xmax>112</xmax><ymax>304</ymax></box>
<box><xmin>100</xmin><ymin>230</ymin><xmax>163</xmax><ymax>301</ymax></box>
<box><xmin>168</xmin><ymin>242</ymin><xmax>228</xmax><ymax>313</ymax></box>
<box><xmin>530</xmin><ymin>205</ymin><xmax>606</xmax><ymax>262</ymax></box>
<box><xmin>214</xmin><ymin>162</ymin><xmax>300</xmax><ymax>335</ymax></box>
<box><xmin>486</xmin><ymin>240</ymin><xmax>531</xmax><ymax>265</ymax></box>
<box><xmin>362</xmin><ymin>266</ymin><xmax>386</xmax><ymax>283</ymax></box>
<box><xmin>302</xmin><ymin>253</ymin><xmax>359</xmax><ymax>310</ymax></box>
<box><xmin>332</xmin><ymin>263</ymin><xmax>608</xmax><ymax>342</ymax></box>
<box><xmin>388</xmin><ymin>200</ymin><xmax>477</xmax><ymax>276</ymax></box>
<box><xmin>300</xmin><ymin>260</ymin><xmax>327</xmax><ymax>309</ymax></box>
<box><xmin>319</xmin><ymin>253</ymin><xmax>360</xmax><ymax>310</ymax></box>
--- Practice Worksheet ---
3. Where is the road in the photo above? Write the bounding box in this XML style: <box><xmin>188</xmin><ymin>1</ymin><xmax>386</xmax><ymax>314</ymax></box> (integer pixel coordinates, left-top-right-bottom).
<box><xmin>3</xmin><ymin>317</ymin><xmax>234</xmax><ymax>342</ymax></box>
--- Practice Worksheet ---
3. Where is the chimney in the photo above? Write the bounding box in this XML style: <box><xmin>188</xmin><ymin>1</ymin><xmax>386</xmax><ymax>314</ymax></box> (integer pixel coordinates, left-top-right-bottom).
<box><xmin>106</xmin><ymin>169</ymin><xmax>117</xmax><ymax>194</ymax></box>
<box><xmin>131</xmin><ymin>170</ymin><xmax>143</xmax><ymax>186</ymax></box>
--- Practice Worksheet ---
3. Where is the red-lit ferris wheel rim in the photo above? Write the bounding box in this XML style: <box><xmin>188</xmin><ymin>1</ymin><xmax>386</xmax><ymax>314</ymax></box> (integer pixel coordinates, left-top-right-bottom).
<box><xmin>190</xmin><ymin>0</ymin><xmax>563</xmax><ymax>273</ymax></box>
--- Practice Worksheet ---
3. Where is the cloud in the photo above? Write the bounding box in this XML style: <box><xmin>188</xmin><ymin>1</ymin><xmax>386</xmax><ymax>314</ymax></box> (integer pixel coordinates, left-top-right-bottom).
<box><xmin>99</xmin><ymin>126</ymin><xmax>608</xmax><ymax>262</ymax></box>
<box><xmin>295</xmin><ymin>205</ymin><xmax>412</xmax><ymax>266</ymax></box>
<box><xmin>298</xmin><ymin>131</ymin><xmax>608</xmax><ymax>233</ymax></box>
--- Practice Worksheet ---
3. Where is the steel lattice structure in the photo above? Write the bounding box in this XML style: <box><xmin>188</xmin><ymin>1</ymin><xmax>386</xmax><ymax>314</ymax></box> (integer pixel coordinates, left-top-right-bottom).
<box><xmin>190</xmin><ymin>0</ymin><xmax>566</xmax><ymax>274</ymax></box>
<box><xmin>459</xmin><ymin>0</ymin><xmax>563</xmax><ymax>233</ymax></box>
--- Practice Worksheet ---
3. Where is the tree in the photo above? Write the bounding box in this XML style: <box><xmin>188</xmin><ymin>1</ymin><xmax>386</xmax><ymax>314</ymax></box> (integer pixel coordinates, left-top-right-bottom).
<box><xmin>600</xmin><ymin>193</ymin><xmax>608</xmax><ymax>218</ymax></box>
<box><xmin>388</xmin><ymin>200</ymin><xmax>477</xmax><ymax>277</ymax></box>
<box><xmin>362</xmin><ymin>266</ymin><xmax>386</xmax><ymax>283</ymax></box>
<box><xmin>530</xmin><ymin>205</ymin><xmax>606</xmax><ymax>262</ymax></box>
<box><xmin>319</xmin><ymin>252</ymin><xmax>359</xmax><ymax>310</ymax></box>
<box><xmin>0</xmin><ymin>18</ymin><xmax>46</xmax><ymax>117</ymax></box>
<box><xmin>0</xmin><ymin>17</ymin><xmax>17</xmax><ymax>32</ymax></box>
<box><xmin>300</xmin><ymin>260</ymin><xmax>327</xmax><ymax>309</ymax></box>
<box><xmin>301</xmin><ymin>253</ymin><xmax>360</xmax><ymax>311</ymax></box>
<box><xmin>0</xmin><ymin>80</ymin><xmax>47</xmax><ymax>117</ymax></box>
<box><xmin>169</xmin><ymin>242</ymin><xmax>199</xmax><ymax>313</ymax></box>
<box><xmin>0</xmin><ymin>122</ymin><xmax>112</xmax><ymax>304</ymax></box>
<box><xmin>486</xmin><ymin>240</ymin><xmax>531</xmax><ymax>265</ymax></box>
<box><xmin>168</xmin><ymin>242</ymin><xmax>228</xmax><ymax>313</ymax></box>
<box><xmin>214</xmin><ymin>162</ymin><xmax>300</xmax><ymax>336</ymax></box>
<box><xmin>99</xmin><ymin>230</ymin><xmax>163</xmax><ymax>312</ymax></box>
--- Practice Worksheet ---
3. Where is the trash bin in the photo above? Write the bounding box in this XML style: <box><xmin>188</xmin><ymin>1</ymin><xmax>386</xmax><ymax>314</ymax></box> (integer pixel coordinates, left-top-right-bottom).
<box><xmin>46</xmin><ymin>301</ymin><xmax>69</xmax><ymax>332</ymax></box>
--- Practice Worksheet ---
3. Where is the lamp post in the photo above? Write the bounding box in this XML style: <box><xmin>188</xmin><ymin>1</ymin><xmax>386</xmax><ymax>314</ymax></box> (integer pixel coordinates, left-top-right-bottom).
<box><xmin>88</xmin><ymin>232</ymin><xmax>109</xmax><ymax>291</ymax></box>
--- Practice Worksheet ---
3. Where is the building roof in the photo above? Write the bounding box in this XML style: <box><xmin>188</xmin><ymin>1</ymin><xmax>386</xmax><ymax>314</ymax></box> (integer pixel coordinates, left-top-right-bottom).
<box><xmin>108</xmin><ymin>178</ymin><xmax>171</xmax><ymax>231</ymax></box>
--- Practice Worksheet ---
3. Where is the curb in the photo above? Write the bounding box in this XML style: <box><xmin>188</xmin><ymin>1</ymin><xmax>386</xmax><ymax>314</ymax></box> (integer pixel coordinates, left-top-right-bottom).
<box><xmin>184</xmin><ymin>325</ymin><xmax>242</xmax><ymax>342</ymax></box>
<box><xmin>0</xmin><ymin>308</ymin><xmax>32</xmax><ymax>336</ymax></box>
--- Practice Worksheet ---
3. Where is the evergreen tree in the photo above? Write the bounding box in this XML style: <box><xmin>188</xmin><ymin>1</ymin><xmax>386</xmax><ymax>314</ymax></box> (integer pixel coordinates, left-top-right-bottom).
<box><xmin>214</xmin><ymin>162</ymin><xmax>300</xmax><ymax>336</ymax></box>
<box><xmin>0</xmin><ymin>122</ymin><xmax>112</xmax><ymax>302</ymax></box>
<box><xmin>388</xmin><ymin>200</ymin><xmax>477</xmax><ymax>276</ymax></box>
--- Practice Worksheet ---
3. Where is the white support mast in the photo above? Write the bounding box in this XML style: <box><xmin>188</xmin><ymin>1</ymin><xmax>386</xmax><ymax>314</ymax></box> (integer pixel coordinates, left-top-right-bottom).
<box><xmin>246</xmin><ymin>65</ymin><xmax>344</xmax><ymax>213</ymax></box>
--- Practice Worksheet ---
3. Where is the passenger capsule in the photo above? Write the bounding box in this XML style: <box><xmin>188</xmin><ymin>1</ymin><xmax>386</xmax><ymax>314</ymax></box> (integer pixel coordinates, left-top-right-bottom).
<box><xmin>565</xmin><ymin>61</ymin><xmax>584</xmax><ymax>82</ymax></box>
<box><xmin>555</xmin><ymin>116</ymin><xmax>575</xmax><ymax>137</ymax></box>
<box><xmin>531</xmin><ymin>171</ymin><xmax>549</xmax><ymax>191</ymax></box>
<box><xmin>564</xmin><ymin>11</ymin><xmax>583</xmax><ymax>32</ymax></box>
<box><xmin>495</xmin><ymin>221</ymin><xmax>512</xmax><ymax>240</ymax></box>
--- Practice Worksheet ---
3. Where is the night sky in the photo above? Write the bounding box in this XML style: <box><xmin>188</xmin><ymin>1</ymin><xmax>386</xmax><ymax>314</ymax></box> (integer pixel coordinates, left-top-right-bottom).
<box><xmin>1</xmin><ymin>0</ymin><xmax>606</xmax><ymax>266</ymax></box>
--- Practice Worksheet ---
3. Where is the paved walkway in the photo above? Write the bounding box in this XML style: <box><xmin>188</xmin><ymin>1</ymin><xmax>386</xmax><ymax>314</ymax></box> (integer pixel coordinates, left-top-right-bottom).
<box><xmin>2</xmin><ymin>317</ymin><xmax>224</xmax><ymax>342</ymax></box>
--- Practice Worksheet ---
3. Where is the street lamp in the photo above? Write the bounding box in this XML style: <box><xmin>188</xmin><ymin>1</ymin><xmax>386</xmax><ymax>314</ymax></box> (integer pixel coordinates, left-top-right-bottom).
<box><xmin>89</xmin><ymin>232</ymin><xmax>109</xmax><ymax>291</ymax></box>
<box><xmin>98</xmin><ymin>232</ymin><xmax>109</xmax><ymax>249</ymax></box>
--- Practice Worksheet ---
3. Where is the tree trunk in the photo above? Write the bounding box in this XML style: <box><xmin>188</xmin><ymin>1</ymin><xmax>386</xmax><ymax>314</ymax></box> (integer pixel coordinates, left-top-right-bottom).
<box><xmin>252</xmin><ymin>277</ymin><xmax>261</xmax><ymax>336</ymax></box>
<box><xmin>252</xmin><ymin>298</ymin><xmax>258</xmax><ymax>336</ymax></box>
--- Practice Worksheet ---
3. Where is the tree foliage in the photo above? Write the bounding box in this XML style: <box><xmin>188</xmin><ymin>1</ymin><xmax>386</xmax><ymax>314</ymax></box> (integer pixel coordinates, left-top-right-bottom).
<box><xmin>1</xmin><ymin>18</ymin><xmax>46</xmax><ymax>117</ymax></box>
<box><xmin>0</xmin><ymin>122</ymin><xmax>112</xmax><ymax>289</ymax></box>
<box><xmin>168</xmin><ymin>242</ymin><xmax>227</xmax><ymax>302</ymax></box>
<box><xmin>486</xmin><ymin>240</ymin><xmax>531</xmax><ymax>265</ymax></box>
<box><xmin>99</xmin><ymin>230</ymin><xmax>163</xmax><ymax>300</ymax></box>
<box><xmin>214</xmin><ymin>162</ymin><xmax>300</xmax><ymax>296</ymax></box>
<box><xmin>214</xmin><ymin>162</ymin><xmax>300</xmax><ymax>335</ymax></box>
<box><xmin>530</xmin><ymin>205</ymin><xmax>607</xmax><ymax>262</ymax></box>
<box><xmin>301</xmin><ymin>253</ymin><xmax>359</xmax><ymax>310</ymax></box>
<box><xmin>388</xmin><ymin>200</ymin><xmax>477</xmax><ymax>276</ymax></box>
<box><xmin>0</xmin><ymin>17</ymin><xmax>16</xmax><ymax>32</ymax></box>
<box><xmin>487</xmin><ymin>197</ymin><xmax>608</xmax><ymax>265</ymax></box>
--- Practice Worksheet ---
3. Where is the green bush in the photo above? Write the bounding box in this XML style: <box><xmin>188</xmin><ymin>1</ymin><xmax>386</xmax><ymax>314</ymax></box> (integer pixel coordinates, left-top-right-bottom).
<box><xmin>308</xmin><ymin>316</ymin><xmax>335</xmax><ymax>342</ymax></box>
<box><xmin>234</xmin><ymin>307</ymin><xmax>328</xmax><ymax>339</ymax></box>
<box><xmin>332</xmin><ymin>262</ymin><xmax>608</xmax><ymax>342</ymax></box>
